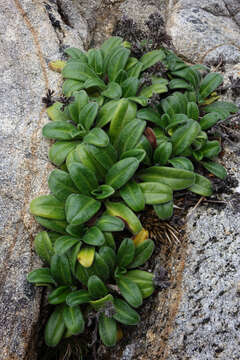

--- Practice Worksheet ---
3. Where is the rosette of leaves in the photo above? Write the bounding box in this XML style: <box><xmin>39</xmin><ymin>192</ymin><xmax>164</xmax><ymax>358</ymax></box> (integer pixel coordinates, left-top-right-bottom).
<box><xmin>27</xmin><ymin>230</ymin><xmax>155</xmax><ymax>347</ymax></box>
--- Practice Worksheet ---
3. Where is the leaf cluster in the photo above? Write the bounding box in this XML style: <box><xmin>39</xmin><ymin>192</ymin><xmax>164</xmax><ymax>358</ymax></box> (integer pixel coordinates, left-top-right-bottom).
<box><xmin>28</xmin><ymin>36</ymin><xmax>238</xmax><ymax>349</ymax></box>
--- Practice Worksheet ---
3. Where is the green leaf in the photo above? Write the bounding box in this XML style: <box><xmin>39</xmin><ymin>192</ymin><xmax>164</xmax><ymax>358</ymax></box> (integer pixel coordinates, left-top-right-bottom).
<box><xmin>91</xmin><ymin>253</ymin><xmax>110</xmax><ymax>281</ymax></box>
<box><xmin>50</xmin><ymin>254</ymin><xmax>72</xmax><ymax>285</ymax></box>
<box><xmin>84</xmin><ymin>78</ymin><xmax>106</xmax><ymax>91</ymax></box>
<box><xmin>99</xmin><ymin>247</ymin><xmax>116</xmax><ymax>273</ymax></box>
<box><xmin>34</xmin><ymin>231</ymin><xmax>54</xmax><ymax>264</ymax></box>
<box><xmin>77</xmin><ymin>247</ymin><xmax>95</xmax><ymax>268</ymax></box>
<box><xmin>90</xmin><ymin>294</ymin><xmax>114</xmax><ymax>311</ymax></box>
<box><xmin>168</xmin><ymin>157</ymin><xmax>194</xmax><ymax>171</ymax></box>
<box><xmin>154</xmin><ymin>201</ymin><xmax>173</xmax><ymax>220</ymax></box>
<box><xmin>34</xmin><ymin>216</ymin><xmax>67</xmax><ymax>234</ymax></box>
<box><xmin>137</xmin><ymin>107</ymin><xmax>163</xmax><ymax>127</ymax></box>
<box><xmin>125</xmin><ymin>270</ymin><xmax>154</xmax><ymax>299</ymax></box>
<box><xmin>88</xmin><ymin>275</ymin><xmax>108</xmax><ymax>299</ymax></box>
<box><xmin>67</xmin><ymin>241</ymin><xmax>82</xmax><ymax>274</ymax></box>
<box><xmin>169</xmin><ymin>79</ymin><xmax>193</xmax><ymax>90</ymax></box>
<box><xmin>63</xmin><ymin>305</ymin><xmax>85</xmax><ymax>334</ymax></box>
<box><xmin>27</xmin><ymin>268</ymin><xmax>56</xmax><ymax>286</ymax></box>
<box><xmin>48</xmin><ymin>169</ymin><xmax>78</xmax><ymax>201</ymax></box>
<box><xmin>84</xmin><ymin>128</ymin><xmax>109</xmax><ymax>147</ymax></box>
<box><xmin>79</xmin><ymin>102</ymin><xmax>99</xmax><ymax>130</ymax></box>
<box><xmin>203</xmin><ymin>101</ymin><xmax>238</xmax><ymax>120</ymax></box>
<box><xmin>140</xmin><ymin>49</ymin><xmax>165</xmax><ymax>71</ymax></box>
<box><xmin>187</xmin><ymin>102</ymin><xmax>199</xmax><ymax>120</ymax></box>
<box><xmin>201</xmin><ymin>160</ymin><xmax>227</xmax><ymax>179</ymax></box>
<box><xmin>42</xmin><ymin>121</ymin><xmax>81</xmax><ymax>140</ymax></box>
<box><xmin>54</xmin><ymin>236</ymin><xmax>81</xmax><ymax>255</ymax></box>
<box><xmin>64</xmin><ymin>47</ymin><xmax>88</xmax><ymax>62</ymax></box>
<box><xmin>189</xmin><ymin>173</ymin><xmax>213</xmax><ymax>196</ymax></box>
<box><xmin>128</xmin><ymin>239</ymin><xmax>154</xmax><ymax>268</ymax></box>
<box><xmin>198</xmin><ymin>140</ymin><xmax>221</xmax><ymax>159</ymax></box>
<box><xmin>30</xmin><ymin>195</ymin><xmax>65</xmax><ymax>220</ymax></box>
<box><xmin>82</xmin><ymin>226</ymin><xmax>105</xmax><ymax>246</ymax></box>
<box><xmin>88</xmin><ymin>48</ymin><xmax>103</xmax><ymax>75</ymax></box>
<box><xmin>104</xmin><ymin>232</ymin><xmax>116</xmax><ymax>250</ymax></box>
<box><xmin>116</xmin><ymin>119</ymin><xmax>146</xmax><ymax>155</ymax></box>
<box><xmin>120</xmin><ymin>149</ymin><xmax>146</xmax><ymax>163</ymax></box>
<box><xmin>102</xmin><ymin>82</ymin><xmax>122</xmax><ymax>99</ymax></box>
<box><xmin>99</xmin><ymin>314</ymin><xmax>117</xmax><ymax>347</ymax></box>
<box><xmin>128</xmin><ymin>96</ymin><xmax>148</xmax><ymax>106</ymax></box>
<box><xmin>171</xmin><ymin>119</ymin><xmax>201</xmax><ymax>155</ymax></box>
<box><xmin>139</xmin><ymin>182</ymin><xmax>173</xmax><ymax>204</ymax></box>
<box><xmin>172</xmin><ymin>67</ymin><xmax>200</xmax><ymax>89</ymax></box>
<box><xmin>117</xmin><ymin>276</ymin><xmax>143</xmax><ymax>308</ymax></box>
<box><xmin>140</xmin><ymin>80</ymin><xmax>168</xmax><ymax>98</ymax></box>
<box><xmin>199</xmin><ymin>112</ymin><xmax>221</xmax><ymax>130</ymax></box>
<box><xmin>68</xmin><ymin>162</ymin><xmax>98</xmax><ymax>196</ymax></box>
<box><xmin>66</xmin><ymin>290</ymin><xmax>91</xmax><ymax>306</ymax></box>
<box><xmin>106</xmin><ymin>158</ymin><xmax>139</xmax><ymax>190</ymax></box>
<box><xmin>101</xmin><ymin>36</ymin><xmax>123</xmax><ymax>58</ymax></box>
<box><xmin>65</xmin><ymin>194</ymin><xmax>101</xmax><ymax>225</ymax></box>
<box><xmin>138</xmin><ymin>166</ymin><xmax>195</xmax><ymax>190</ymax></box>
<box><xmin>107</xmin><ymin>46</ymin><xmax>130</xmax><ymax>81</ymax></box>
<box><xmin>48</xmin><ymin>286</ymin><xmax>72</xmax><ymax>305</ymax></box>
<box><xmin>96</xmin><ymin>216</ymin><xmax>125</xmax><ymax>232</ymax></box>
<box><xmin>113</xmin><ymin>298</ymin><xmax>140</xmax><ymax>325</ymax></box>
<box><xmin>87</xmin><ymin>143</ymin><xmax>118</xmax><ymax>172</ymax></box>
<box><xmin>68</xmin><ymin>91</ymin><xmax>89</xmax><ymax>123</ymax></box>
<box><xmin>121</xmin><ymin>78</ymin><xmax>139</xmax><ymax>97</ymax></box>
<box><xmin>153</xmin><ymin>141</ymin><xmax>172</xmax><ymax>165</ymax></box>
<box><xmin>46</xmin><ymin>102</ymin><xmax>70</xmax><ymax>121</ymax></box>
<box><xmin>62</xmin><ymin>61</ymin><xmax>100</xmax><ymax>81</ymax></box>
<box><xmin>127</xmin><ymin>61</ymin><xmax>143</xmax><ymax>77</ymax></box>
<box><xmin>62</xmin><ymin>79</ymin><xmax>84</xmax><ymax>97</ymax></box>
<box><xmin>199</xmin><ymin>73</ymin><xmax>223</xmax><ymax>99</ymax></box>
<box><xmin>105</xmin><ymin>201</ymin><xmax>143</xmax><ymax>234</ymax></box>
<box><xmin>91</xmin><ymin>185</ymin><xmax>115</xmax><ymax>200</ymax></box>
<box><xmin>75</xmin><ymin>263</ymin><xmax>94</xmax><ymax>285</ymax></box>
<box><xmin>120</xmin><ymin>180</ymin><xmax>145</xmax><ymax>212</ymax></box>
<box><xmin>66</xmin><ymin>224</ymin><xmax>85</xmax><ymax>237</ymax></box>
<box><xmin>49</xmin><ymin>141</ymin><xmax>81</xmax><ymax>166</ymax></box>
<box><xmin>108</xmin><ymin>99</ymin><xmax>130</xmax><ymax>142</ymax></box>
<box><xmin>116</xmin><ymin>238</ymin><xmax>135</xmax><ymax>268</ymax></box>
<box><xmin>44</xmin><ymin>306</ymin><xmax>65</xmax><ymax>347</ymax></box>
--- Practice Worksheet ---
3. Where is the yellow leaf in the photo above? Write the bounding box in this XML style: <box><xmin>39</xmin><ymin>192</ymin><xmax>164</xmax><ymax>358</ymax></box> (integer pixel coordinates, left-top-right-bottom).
<box><xmin>77</xmin><ymin>247</ymin><xmax>95</xmax><ymax>268</ymax></box>
<box><xmin>49</xmin><ymin>60</ymin><xmax>66</xmax><ymax>73</ymax></box>
<box><xmin>133</xmin><ymin>228</ymin><xmax>149</xmax><ymax>246</ymax></box>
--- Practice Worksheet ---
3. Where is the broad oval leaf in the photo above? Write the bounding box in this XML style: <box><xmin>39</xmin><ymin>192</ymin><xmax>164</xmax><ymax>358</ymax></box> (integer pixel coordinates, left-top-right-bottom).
<box><xmin>62</xmin><ymin>61</ymin><xmax>100</xmax><ymax>81</ymax></box>
<box><xmin>34</xmin><ymin>231</ymin><xmax>54</xmax><ymax>264</ymax></box>
<box><xmin>62</xmin><ymin>79</ymin><xmax>84</xmax><ymax>97</ymax></box>
<box><xmin>90</xmin><ymin>294</ymin><xmax>114</xmax><ymax>311</ymax></box>
<box><xmin>201</xmin><ymin>160</ymin><xmax>227</xmax><ymax>180</ymax></box>
<box><xmin>96</xmin><ymin>215</ymin><xmax>125</xmax><ymax>232</ymax></box>
<box><xmin>82</xmin><ymin>226</ymin><xmax>105</xmax><ymax>246</ymax></box>
<box><xmin>92</xmin><ymin>253</ymin><xmax>110</xmax><ymax>281</ymax></box>
<box><xmin>105</xmin><ymin>158</ymin><xmax>139</xmax><ymax>190</ymax></box>
<box><xmin>99</xmin><ymin>246</ymin><xmax>116</xmax><ymax>273</ymax></box>
<box><xmin>121</xmin><ymin>77</ymin><xmax>139</xmax><ymax>97</ymax></box>
<box><xmin>105</xmin><ymin>201</ymin><xmax>143</xmax><ymax>234</ymax></box>
<box><xmin>117</xmin><ymin>276</ymin><xmax>143</xmax><ymax>308</ymax></box>
<box><xmin>44</xmin><ymin>306</ymin><xmax>65</xmax><ymax>347</ymax></box>
<box><xmin>64</xmin><ymin>47</ymin><xmax>88</xmax><ymax>61</ymax></box>
<box><xmin>187</xmin><ymin>102</ymin><xmax>199</xmax><ymax>121</ymax></box>
<box><xmin>48</xmin><ymin>169</ymin><xmax>79</xmax><ymax>201</ymax></box>
<box><xmin>99</xmin><ymin>314</ymin><xmax>117</xmax><ymax>347</ymax></box>
<box><xmin>138</xmin><ymin>166</ymin><xmax>195</xmax><ymax>190</ymax></box>
<box><xmin>102</xmin><ymin>82</ymin><xmax>122</xmax><ymax>99</ymax></box>
<box><xmin>171</xmin><ymin>120</ymin><xmax>201</xmax><ymax>155</ymax></box>
<box><xmin>49</xmin><ymin>141</ymin><xmax>81</xmax><ymax>166</ymax></box>
<box><xmin>48</xmin><ymin>286</ymin><xmax>72</xmax><ymax>305</ymax></box>
<box><xmin>128</xmin><ymin>239</ymin><xmax>155</xmax><ymax>268</ymax></box>
<box><xmin>107</xmin><ymin>46</ymin><xmax>130</xmax><ymax>81</ymax></box>
<box><xmin>88</xmin><ymin>48</ymin><xmax>103</xmax><ymax>75</ymax></box>
<box><xmin>50</xmin><ymin>254</ymin><xmax>72</xmax><ymax>285</ymax></box>
<box><xmin>113</xmin><ymin>298</ymin><xmax>140</xmax><ymax>325</ymax></box>
<box><xmin>78</xmin><ymin>102</ymin><xmax>99</xmax><ymax>130</ymax></box>
<box><xmin>153</xmin><ymin>141</ymin><xmax>172</xmax><ymax>165</ymax></box>
<box><xmin>27</xmin><ymin>268</ymin><xmax>56</xmax><ymax>286</ymax></box>
<box><xmin>66</xmin><ymin>290</ymin><xmax>91</xmax><ymax>306</ymax></box>
<box><xmin>54</xmin><ymin>236</ymin><xmax>81</xmax><ymax>255</ymax></box>
<box><xmin>68</xmin><ymin>162</ymin><xmax>98</xmax><ymax>196</ymax></box>
<box><xmin>84</xmin><ymin>128</ymin><xmax>109</xmax><ymax>147</ymax></box>
<box><xmin>189</xmin><ymin>173</ymin><xmax>213</xmax><ymax>196</ymax></box>
<box><xmin>117</xmin><ymin>119</ymin><xmax>146</xmax><ymax>155</ymax></box>
<box><xmin>88</xmin><ymin>275</ymin><xmax>108</xmax><ymax>299</ymax></box>
<box><xmin>77</xmin><ymin>247</ymin><xmax>95</xmax><ymax>268</ymax></box>
<box><xmin>168</xmin><ymin>157</ymin><xmax>194</xmax><ymax>171</ymax></box>
<box><xmin>63</xmin><ymin>305</ymin><xmax>85</xmax><ymax>334</ymax></box>
<box><xmin>139</xmin><ymin>182</ymin><xmax>173</xmax><ymax>204</ymax></box>
<box><xmin>120</xmin><ymin>180</ymin><xmax>145</xmax><ymax>212</ymax></box>
<box><xmin>65</xmin><ymin>194</ymin><xmax>101</xmax><ymax>225</ymax></box>
<box><xmin>199</xmin><ymin>72</ymin><xmax>223</xmax><ymax>99</ymax></box>
<box><xmin>91</xmin><ymin>185</ymin><xmax>115</xmax><ymax>200</ymax></box>
<box><xmin>120</xmin><ymin>149</ymin><xmax>146</xmax><ymax>163</ymax></box>
<box><xmin>116</xmin><ymin>238</ymin><xmax>135</xmax><ymax>268</ymax></box>
<box><xmin>34</xmin><ymin>216</ymin><xmax>67</xmax><ymax>234</ymax></box>
<box><xmin>30</xmin><ymin>195</ymin><xmax>65</xmax><ymax>220</ymax></box>
<box><xmin>154</xmin><ymin>201</ymin><xmax>173</xmax><ymax>220</ymax></box>
<box><xmin>199</xmin><ymin>112</ymin><xmax>221</xmax><ymax>130</ymax></box>
<box><xmin>140</xmin><ymin>49</ymin><xmax>165</xmax><ymax>71</ymax></box>
<box><xmin>42</xmin><ymin>121</ymin><xmax>81</xmax><ymax>140</ymax></box>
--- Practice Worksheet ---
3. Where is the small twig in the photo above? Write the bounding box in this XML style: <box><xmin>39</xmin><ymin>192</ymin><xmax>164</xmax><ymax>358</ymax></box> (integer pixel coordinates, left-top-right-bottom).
<box><xmin>186</xmin><ymin>196</ymin><xmax>205</xmax><ymax>220</ymax></box>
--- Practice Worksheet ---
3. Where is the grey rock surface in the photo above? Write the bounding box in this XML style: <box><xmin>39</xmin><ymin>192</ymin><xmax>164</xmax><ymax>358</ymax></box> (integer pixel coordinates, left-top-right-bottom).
<box><xmin>166</xmin><ymin>0</ymin><xmax>240</xmax><ymax>64</ymax></box>
<box><xmin>0</xmin><ymin>0</ymin><xmax>86</xmax><ymax>359</ymax></box>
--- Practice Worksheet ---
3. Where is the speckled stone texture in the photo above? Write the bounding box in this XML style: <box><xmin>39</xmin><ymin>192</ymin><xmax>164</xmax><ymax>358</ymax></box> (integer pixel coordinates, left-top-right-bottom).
<box><xmin>0</xmin><ymin>0</ymin><xmax>87</xmax><ymax>359</ymax></box>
